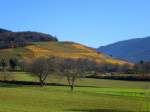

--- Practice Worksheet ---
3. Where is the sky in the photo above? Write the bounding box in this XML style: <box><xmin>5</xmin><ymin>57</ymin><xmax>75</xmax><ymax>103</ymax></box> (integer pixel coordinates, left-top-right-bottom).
<box><xmin>0</xmin><ymin>0</ymin><xmax>150</xmax><ymax>48</ymax></box>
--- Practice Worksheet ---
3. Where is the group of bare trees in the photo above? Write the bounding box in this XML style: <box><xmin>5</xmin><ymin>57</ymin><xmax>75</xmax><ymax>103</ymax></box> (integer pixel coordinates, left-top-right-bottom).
<box><xmin>58</xmin><ymin>58</ymin><xmax>96</xmax><ymax>91</ymax></box>
<box><xmin>1</xmin><ymin>56</ymin><xmax>150</xmax><ymax>91</ymax></box>
<box><xmin>0</xmin><ymin>57</ymin><xmax>18</xmax><ymax>80</ymax></box>
<box><xmin>0</xmin><ymin>56</ymin><xmax>99</xmax><ymax>90</ymax></box>
<box><xmin>0</xmin><ymin>56</ymin><xmax>135</xmax><ymax>90</ymax></box>
<box><xmin>134</xmin><ymin>61</ymin><xmax>150</xmax><ymax>73</ymax></box>
<box><xmin>0</xmin><ymin>58</ymin><xmax>18</xmax><ymax>71</ymax></box>
<box><xmin>26</xmin><ymin>57</ymin><xmax>98</xmax><ymax>91</ymax></box>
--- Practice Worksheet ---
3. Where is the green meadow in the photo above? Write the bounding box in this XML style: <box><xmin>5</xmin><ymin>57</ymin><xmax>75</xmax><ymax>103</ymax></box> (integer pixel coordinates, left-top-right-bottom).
<box><xmin>0</xmin><ymin>72</ymin><xmax>149</xmax><ymax>112</ymax></box>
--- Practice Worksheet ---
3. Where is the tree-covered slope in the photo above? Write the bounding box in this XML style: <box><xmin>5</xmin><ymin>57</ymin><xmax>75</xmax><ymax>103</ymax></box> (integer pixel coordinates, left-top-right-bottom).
<box><xmin>0</xmin><ymin>28</ymin><xmax>58</xmax><ymax>49</ymax></box>
<box><xmin>97</xmin><ymin>36</ymin><xmax>150</xmax><ymax>63</ymax></box>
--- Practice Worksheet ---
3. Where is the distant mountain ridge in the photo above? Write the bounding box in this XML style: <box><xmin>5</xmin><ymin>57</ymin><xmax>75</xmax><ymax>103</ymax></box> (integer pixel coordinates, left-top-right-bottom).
<box><xmin>97</xmin><ymin>36</ymin><xmax>150</xmax><ymax>63</ymax></box>
<box><xmin>0</xmin><ymin>28</ymin><xmax>58</xmax><ymax>49</ymax></box>
<box><xmin>0</xmin><ymin>28</ymin><xmax>11</xmax><ymax>33</ymax></box>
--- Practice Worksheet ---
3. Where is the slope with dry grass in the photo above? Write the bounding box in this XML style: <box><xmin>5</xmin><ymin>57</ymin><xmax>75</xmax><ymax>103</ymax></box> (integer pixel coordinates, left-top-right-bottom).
<box><xmin>0</xmin><ymin>41</ymin><xmax>129</xmax><ymax>65</ymax></box>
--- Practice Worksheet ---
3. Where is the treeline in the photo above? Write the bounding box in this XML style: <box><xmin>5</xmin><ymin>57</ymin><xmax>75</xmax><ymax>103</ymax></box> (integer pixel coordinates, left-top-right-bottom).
<box><xmin>87</xmin><ymin>60</ymin><xmax>150</xmax><ymax>81</ymax></box>
<box><xmin>27</xmin><ymin>57</ymin><xmax>103</xmax><ymax>91</ymax></box>
<box><xmin>133</xmin><ymin>61</ymin><xmax>150</xmax><ymax>74</ymax></box>
<box><xmin>0</xmin><ymin>30</ymin><xmax>58</xmax><ymax>49</ymax></box>
<box><xmin>0</xmin><ymin>57</ymin><xmax>19</xmax><ymax>71</ymax></box>
<box><xmin>0</xmin><ymin>56</ymin><xmax>132</xmax><ymax>90</ymax></box>
<box><xmin>1</xmin><ymin>57</ymin><xmax>150</xmax><ymax>90</ymax></box>
<box><xmin>0</xmin><ymin>57</ymin><xmax>99</xmax><ymax>91</ymax></box>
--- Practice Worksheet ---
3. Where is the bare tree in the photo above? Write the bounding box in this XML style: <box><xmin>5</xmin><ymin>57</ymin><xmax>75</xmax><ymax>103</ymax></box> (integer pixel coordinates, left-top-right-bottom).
<box><xmin>134</xmin><ymin>61</ymin><xmax>150</xmax><ymax>77</ymax></box>
<box><xmin>9</xmin><ymin>57</ymin><xmax>18</xmax><ymax>71</ymax></box>
<box><xmin>0</xmin><ymin>58</ymin><xmax>8</xmax><ymax>81</ymax></box>
<box><xmin>28</xmin><ymin>57</ymin><xmax>53</xmax><ymax>87</ymax></box>
<box><xmin>0</xmin><ymin>58</ymin><xmax>7</xmax><ymax>71</ymax></box>
<box><xmin>18</xmin><ymin>60</ymin><xmax>29</xmax><ymax>71</ymax></box>
<box><xmin>58</xmin><ymin>58</ymin><xmax>95</xmax><ymax>91</ymax></box>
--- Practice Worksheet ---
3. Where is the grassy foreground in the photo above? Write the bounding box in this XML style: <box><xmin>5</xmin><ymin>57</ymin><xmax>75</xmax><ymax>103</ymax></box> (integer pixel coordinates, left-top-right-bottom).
<box><xmin>0</xmin><ymin>72</ymin><xmax>150</xmax><ymax>112</ymax></box>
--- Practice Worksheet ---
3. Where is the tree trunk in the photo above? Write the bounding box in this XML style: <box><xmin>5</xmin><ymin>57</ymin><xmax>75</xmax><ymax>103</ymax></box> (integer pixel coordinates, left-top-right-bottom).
<box><xmin>40</xmin><ymin>81</ymin><xmax>44</xmax><ymax>87</ymax></box>
<box><xmin>39</xmin><ymin>78</ymin><xmax>44</xmax><ymax>87</ymax></box>
<box><xmin>70</xmin><ymin>84</ymin><xmax>74</xmax><ymax>91</ymax></box>
<box><xmin>67</xmin><ymin>77</ymin><xmax>71</xmax><ymax>86</ymax></box>
<box><xmin>3</xmin><ymin>68</ymin><xmax>7</xmax><ymax>81</ymax></box>
<box><xmin>70</xmin><ymin>77</ymin><xmax>75</xmax><ymax>91</ymax></box>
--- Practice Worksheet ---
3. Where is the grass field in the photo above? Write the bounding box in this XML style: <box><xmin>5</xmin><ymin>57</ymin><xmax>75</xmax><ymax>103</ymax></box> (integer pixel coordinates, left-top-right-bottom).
<box><xmin>0</xmin><ymin>72</ymin><xmax>150</xmax><ymax>112</ymax></box>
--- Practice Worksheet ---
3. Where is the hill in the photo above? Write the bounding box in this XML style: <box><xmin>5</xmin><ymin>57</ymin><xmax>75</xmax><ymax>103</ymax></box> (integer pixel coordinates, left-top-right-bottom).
<box><xmin>0</xmin><ymin>28</ymin><xmax>58</xmax><ymax>49</ymax></box>
<box><xmin>0</xmin><ymin>28</ymin><xmax>129</xmax><ymax>65</ymax></box>
<box><xmin>0</xmin><ymin>28</ymin><xmax>11</xmax><ymax>33</ymax></box>
<box><xmin>97</xmin><ymin>36</ymin><xmax>150</xmax><ymax>63</ymax></box>
<box><xmin>0</xmin><ymin>41</ymin><xmax>128</xmax><ymax>65</ymax></box>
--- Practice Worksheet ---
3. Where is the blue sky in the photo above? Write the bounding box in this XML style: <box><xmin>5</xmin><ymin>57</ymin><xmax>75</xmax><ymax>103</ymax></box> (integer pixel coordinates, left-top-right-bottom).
<box><xmin>0</xmin><ymin>0</ymin><xmax>150</xmax><ymax>47</ymax></box>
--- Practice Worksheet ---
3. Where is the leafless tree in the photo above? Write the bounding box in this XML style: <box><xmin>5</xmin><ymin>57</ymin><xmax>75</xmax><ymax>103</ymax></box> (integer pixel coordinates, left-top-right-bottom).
<box><xmin>58</xmin><ymin>58</ymin><xmax>96</xmax><ymax>91</ymax></box>
<box><xmin>28</xmin><ymin>57</ymin><xmax>54</xmax><ymax>87</ymax></box>
<box><xmin>0</xmin><ymin>58</ymin><xmax>9</xmax><ymax>81</ymax></box>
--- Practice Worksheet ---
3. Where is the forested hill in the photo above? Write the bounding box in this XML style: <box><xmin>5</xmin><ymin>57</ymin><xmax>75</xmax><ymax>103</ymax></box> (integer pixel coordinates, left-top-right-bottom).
<box><xmin>0</xmin><ymin>28</ymin><xmax>11</xmax><ymax>33</ymax></box>
<box><xmin>97</xmin><ymin>36</ymin><xmax>150</xmax><ymax>63</ymax></box>
<box><xmin>0</xmin><ymin>28</ymin><xmax>58</xmax><ymax>49</ymax></box>
<box><xmin>0</xmin><ymin>28</ymin><xmax>130</xmax><ymax>66</ymax></box>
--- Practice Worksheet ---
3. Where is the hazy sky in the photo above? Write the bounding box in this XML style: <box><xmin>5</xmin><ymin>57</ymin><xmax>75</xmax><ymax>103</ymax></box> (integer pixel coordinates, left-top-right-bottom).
<box><xmin>0</xmin><ymin>0</ymin><xmax>150</xmax><ymax>47</ymax></box>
